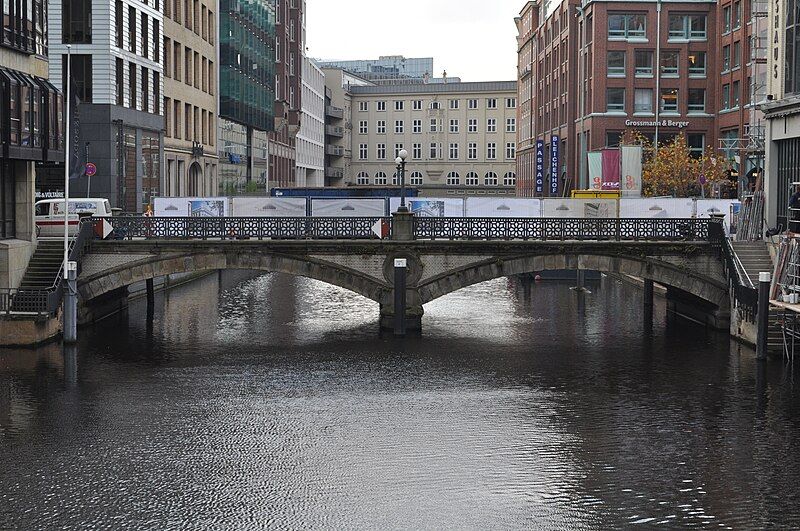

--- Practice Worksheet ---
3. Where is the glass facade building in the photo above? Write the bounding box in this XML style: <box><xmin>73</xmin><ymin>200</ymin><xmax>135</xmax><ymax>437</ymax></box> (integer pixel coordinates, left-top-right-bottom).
<box><xmin>219</xmin><ymin>0</ymin><xmax>276</xmax><ymax>132</ymax></box>
<box><xmin>318</xmin><ymin>56</ymin><xmax>434</xmax><ymax>81</ymax></box>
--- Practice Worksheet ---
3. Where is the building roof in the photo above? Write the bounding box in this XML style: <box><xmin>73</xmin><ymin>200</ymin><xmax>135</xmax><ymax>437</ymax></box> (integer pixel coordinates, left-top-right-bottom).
<box><xmin>349</xmin><ymin>81</ymin><xmax>517</xmax><ymax>96</ymax></box>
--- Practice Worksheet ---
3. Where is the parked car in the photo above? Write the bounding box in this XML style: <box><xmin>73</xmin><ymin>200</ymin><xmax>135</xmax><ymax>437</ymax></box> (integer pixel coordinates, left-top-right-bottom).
<box><xmin>35</xmin><ymin>198</ymin><xmax>112</xmax><ymax>238</ymax></box>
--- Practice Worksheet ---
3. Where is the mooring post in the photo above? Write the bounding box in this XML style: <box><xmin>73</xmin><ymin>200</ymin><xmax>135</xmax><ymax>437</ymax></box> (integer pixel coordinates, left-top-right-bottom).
<box><xmin>63</xmin><ymin>261</ymin><xmax>78</xmax><ymax>343</ymax></box>
<box><xmin>576</xmin><ymin>269</ymin><xmax>585</xmax><ymax>290</ymax></box>
<box><xmin>643</xmin><ymin>278</ymin><xmax>654</xmax><ymax>327</ymax></box>
<box><xmin>394</xmin><ymin>258</ymin><xmax>407</xmax><ymax>336</ymax></box>
<box><xmin>757</xmin><ymin>272</ymin><xmax>771</xmax><ymax>361</ymax></box>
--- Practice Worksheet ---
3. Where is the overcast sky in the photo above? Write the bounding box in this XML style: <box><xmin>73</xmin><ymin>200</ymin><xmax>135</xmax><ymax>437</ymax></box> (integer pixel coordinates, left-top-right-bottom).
<box><xmin>306</xmin><ymin>0</ymin><xmax>522</xmax><ymax>82</ymax></box>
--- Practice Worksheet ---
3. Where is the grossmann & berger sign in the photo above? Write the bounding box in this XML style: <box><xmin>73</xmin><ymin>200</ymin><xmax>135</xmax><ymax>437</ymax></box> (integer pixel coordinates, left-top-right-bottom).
<box><xmin>625</xmin><ymin>119</ymin><xmax>690</xmax><ymax>129</ymax></box>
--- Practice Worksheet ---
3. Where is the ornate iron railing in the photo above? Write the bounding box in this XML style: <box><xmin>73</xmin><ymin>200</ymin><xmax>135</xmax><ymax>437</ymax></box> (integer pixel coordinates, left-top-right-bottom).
<box><xmin>97</xmin><ymin>217</ymin><xmax>390</xmax><ymax>240</ymax></box>
<box><xmin>0</xmin><ymin>220</ymin><xmax>94</xmax><ymax>316</ymax></box>
<box><xmin>414</xmin><ymin>217</ymin><xmax>713</xmax><ymax>241</ymax></box>
<box><xmin>709</xmin><ymin>220</ymin><xmax>759</xmax><ymax>321</ymax></box>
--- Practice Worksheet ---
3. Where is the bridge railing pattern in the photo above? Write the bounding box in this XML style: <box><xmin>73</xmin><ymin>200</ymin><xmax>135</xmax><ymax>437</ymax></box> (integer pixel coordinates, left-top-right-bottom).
<box><xmin>413</xmin><ymin>218</ymin><xmax>713</xmax><ymax>241</ymax></box>
<box><xmin>98</xmin><ymin>216</ymin><xmax>389</xmax><ymax>240</ymax></box>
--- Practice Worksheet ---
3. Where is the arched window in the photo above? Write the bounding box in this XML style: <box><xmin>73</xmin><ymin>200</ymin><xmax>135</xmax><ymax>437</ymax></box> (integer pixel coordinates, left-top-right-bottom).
<box><xmin>465</xmin><ymin>172</ymin><xmax>479</xmax><ymax>186</ymax></box>
<box><xmin>410</xmin><ymin>171</ymin><xmax>424</xmax><ymax>185</ymax></box>
<box><xmin>374</xmin><ymin>171</ymin><xmax>387</xmax><ymax>185</ymax></box>
<box><xmin>392</xmin><ymin>172</ymin><xmax>399</xmax><ymax>185</ymax></box>
<box><xmin>356</xmin><ymin>172</ymin><xmax>369</xmax><ymax>185</ymax></box>
<box><xmin>503</xmin><ymin>172</ymin><xmax>516</xmax><ymax>186</ymax></box>
<box><xmin>446</xmin><ymin>171</ymin><xmax>460</xmax><ymax>185</ymax></box>
<box><xmin>484</xmin><ymin>172</ymin><xmax>498</xmax><ymax>186</ymax></box>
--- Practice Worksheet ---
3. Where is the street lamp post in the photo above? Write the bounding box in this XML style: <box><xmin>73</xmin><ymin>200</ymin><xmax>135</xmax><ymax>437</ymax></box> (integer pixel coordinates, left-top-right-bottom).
<box><xmin>395</xmin><ymin>149</ymin><xmax>409</xmax><ymax>212</ymax></box>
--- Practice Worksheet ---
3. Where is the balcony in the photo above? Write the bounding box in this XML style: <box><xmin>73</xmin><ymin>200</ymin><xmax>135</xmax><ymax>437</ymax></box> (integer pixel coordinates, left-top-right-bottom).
<box><xmin>326</xmin><ymin>125</ymin><xmax>344</xmax><ymax>137</ymax></box>
<box><xmin>325</xmin><ymin>166</ymin><xmax>344</xmax><ymax>179</ymax></box>
<box><xmin>326</xmin><ymin>145</ymin><xmax>344</xmax><ymax>157</ymax></box>
<box><xmin>326</xmin><ymin>106</ymin><xmax>344</xmax><ymax>119</ymax></box>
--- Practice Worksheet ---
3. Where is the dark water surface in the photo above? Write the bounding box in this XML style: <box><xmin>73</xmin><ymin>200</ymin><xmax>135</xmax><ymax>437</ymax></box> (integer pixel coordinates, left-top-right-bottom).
<box><xmin>1</xmin><ymin>272</ymin><xmax>800</xmax><ymax>529</ymax></box>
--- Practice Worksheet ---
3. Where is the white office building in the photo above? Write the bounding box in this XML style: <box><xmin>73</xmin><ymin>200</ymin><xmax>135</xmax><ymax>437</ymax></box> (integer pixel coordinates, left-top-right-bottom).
<box><xmin>296</xmin><ymin>57</ymin><xmax>325</xmax><ymax>187</ymax></box>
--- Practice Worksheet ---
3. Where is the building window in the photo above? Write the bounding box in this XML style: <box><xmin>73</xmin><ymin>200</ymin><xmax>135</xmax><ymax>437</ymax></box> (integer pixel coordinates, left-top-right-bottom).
<box><xmin>357</xmin><ymin>172</ymin><xmax>369</xmax><ymax>185</ymax></box>
<box><xmin>173</xmin><ymin>100</ymin><xmax>180</xmax><ymax>138</ymax></box>
<box><xmin>606</xmin><ymin>88</ymin><xmax>625</xmax><ymax>112</ymax></box>
<box><xmin>722</xmin><ymin>83</ymin><xmax>731</xmax><ymax>109</ymax></box>
<box><xmin>447</xmin><ymin>171</ymin><xmax>460</xmax><ymax>185</ymax></box>
<box><xmin>377</xmin><ymin>101</ymin><xmax>386</xmax><ymax>112</ymax></box>
<box><xmin>377</xmin><ymin>120</ymin><xmax>386</xmax><ymax>134</ymax></box>
<box><xmin>607</xmin><ymin>51</ymin><xmax>625</xmax><ymax>76</ymax></box>
<box><xmin>506</xmin><ymin>97</ymin><xmax>517</xmax><ymax>109</ymax></box>
<box><xmin>634</xmin><ymin>88</ymin><xmax>653</xmax><ymax>113</ymax></box>
<box><xmin>688</xmin><ymin>88</ymin><xmax>705</xmax><ymax>113</ymax></box>
<box><xmin>484</xmin><ymin>172</ymin><xmax>498</xmax><ymax>186</ymax></box>
<box><xmin>506</xmin><ymin>118</ymin><xmax>516</xmax><ymax>133</ymax></box>
<box><xmin>359</xmin><ymin>101</ymin><xmax>368</xmax><ymax>111</ymax></box>
<box><xmin>487</xmin><ymin>142</ymin><xmax>497</xmax><ymax>159</ymax></box>
<box><xmin>722</xmin><ymin>5</ymin><xmax>731</xmax><ymax>33</ymax></box>
<box><xmin>430</xmin><ymin>101</ymin><xmax>441</xmax><ymax>110</ymax></box>
<box><xmin>412</xmin><ymin>119</ymin><xmax>422</xmax><ymax>134</ymax></box>
<box><xmin>487</xmin><ymin>118</ymin><xmax>497</xmax><ymax>133</ymax></box>
<box><xmin>688</xmin><ymin>134</ymin><xmax>705</xmax><ymax>158</ymax></box>
<box><xmin>141</xmin><ymin>67</ymin><xmax>149</xmax><ymax>112</ymax></box>
<box><xmin>375</xmin><ymin>171</ymin><xmax>387</xmax><ymax>185</ymax></box>
<box><xmin>116</xmin><ymin>58</ymin><xmax>124</xmax><ymax>105</ymax></box>
<box><xmin>63</xmin><ymin>54</ymin><xmax>93</xmax><ymax>102</ymax></box>
<box><xmin>449</xmin><ymin>119</ymin><xmax>459</xmax><ymax>134</ymax></box>
<box><xmin>668</xmin><ymin>14</ymin><xmax>706</xmax><ymax>40</ymax></box>
<box><xmin>394</xmin><ymin>144</ymin><xmax>404</xmax><ymax>158</ymax></box>
<box><xmin>429</xmin><ymin>142</ymin><xmax>439</xmax><ymax>159</ymax></box>
<box><xmin>153</xmin><ymin>20</ymin><xmax>160</xmax><ymax>63</ymax></box>
<box><xmin>412</xmin><ymin>143</ymin><xmax>422</xmax><ymax>159</ymax></box>
<box><xmin>722</xmin><ymin>45</ymin><xmax>731</xmax><ymax>72</ymax></box>
<box><xmin>63</xmin><ymin>0</ymin><xmax>92</xmax><ymax>43</ymax></box>
<box><xmin>394</xmin><ymin>100</ymin><xmax>404</xmax><ymax>111</ymax></box>
<box><xmin>153</xmin><ymin>72</ymin><xmax>159</xmax><ymax>114</ymax></box>
<box><xmin>733</xmin><ymin>41</ymin><xmax>741</xmax><ymax>69</ymax></box>
<box><xmin>504</xmin><ymin>172</ymin><xmax>516</xmax><ymax>186</ymax></box>
<box><xmin>688</xmin><ymin>51</ymin><xmax>706</xmax><ymax>76</ymax></box>
<box><xmin>468</xmin><ymin>142</ymin><xmax>477</xmax><ymax>159</ymax></box>
<box><xmin>410</xmin><ymin>171</ymin><xmax>423</xmax><ymax>185</ymax></box>
<box><xmin>468</xmin><ymin>99</ymin><xmax>478</xmax><ymax>109</ymax></box>
<box><xmin>128</xmin><ymin>6</ymin><xmax>136</xmax><ymax>52</ymax></box>
<box><xmin>395</xmin><ymin>120</ymin><xmax>404</xmax><ymax>134</ymax></box>
<box><xmin>359</xmin><ymin>120</ymin><xmax>367</xmax><ymax>134</ymax></box>
<box><xmin>731</xmin><ymin>80</ymin><xmax>740</xmax><ymax>108</ymax></box>
<box><xmin>465</xmin><ymin>172</ymin><xmax>479</xmax><ymax>186</ymax></box>
<box><xmin>115</xmin><ymin>0</ymin><xmax>123</xmax><ymax>47</ymax></box>
<box><xmin>660</xmin><ymin>88</ymin><xmax>678</xmax><ymax>113</ymax></box>
<box><xmin>634</xmin><ymin>50</ymin><xmax>653</xmax><ymax>76</ymax></box>
<box><xmin>449</xmin><ymin>143</ymin><xmax>459</xmax><ymax>160</ymax></box>
<box><xmin>359</xmin><ymin>143</ymin><xmax>367</xmax><ymax>159</ymax></box>
<box><xmin>608</xmin><ymin>13</ymin><xmax>646</xmax><ymax>39</ymax></box>
<box><xmin>141</xmin><ymin>13</ymin><xmax>149</xmax><ymax>58</ymax></box>
<box><xmin>129</xmin><ymin>62</ymin><xmax>137</xmax><ymax>109</ymax></box>
<box><xmin>430</xmin><ymin>119</ymin><xmax>438</xmax><ymax>133</ymax></box>
<box><xmin>486</xmin><ymin>98</ymin><xmax>498</xmax><ymax>109</ymax></box>
<box><xmin>376</xmin><ymin>143</ymin><xmax>386</xmax><ymax>159</ymax></box>
<box><xmin>733</xmin><ymin>1</ymin><xmax>741</xmax><ymax>30</ymax></box>
<box><xmin>468</xmin><ymin>118</ymin><xmax>477</xmax><ymax>133</ymax></box>
<box><xmin>412</xmin><ymin>100</ymin><xmax>422</xmax><ymax>110</ymax></box>
<box><xmin>506</xmin><ymin>142</ymin><xmax>516</xmax><ymax>159</ymax></box>
<box><xmin>661</xmin><ymin>50</ymin><xmax>679</xmax><ymax>76</ymax></box>
<box><xmin>449</xmin><ymin>99</ymin><xmax>459</xmax><ymax>110</ymax></box>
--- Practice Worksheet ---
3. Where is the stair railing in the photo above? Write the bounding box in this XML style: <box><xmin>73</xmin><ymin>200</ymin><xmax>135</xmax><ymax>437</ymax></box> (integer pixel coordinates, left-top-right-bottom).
<box><xmin>710</xmin><ymin>221</ymin><xmax>759</xmax><ymax>321</ymax></box>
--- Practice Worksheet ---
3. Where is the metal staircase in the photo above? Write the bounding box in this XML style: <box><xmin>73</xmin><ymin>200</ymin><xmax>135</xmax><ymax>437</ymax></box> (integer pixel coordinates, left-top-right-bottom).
<box><xmin>731</xmin><ymin>240</ymin><xmax>782</xmax><ymax>351</ymax></box>
<box><xmin>17</xmin><ymin>240</ymin><xmax>65</xmax><ymax>290</ymax></box>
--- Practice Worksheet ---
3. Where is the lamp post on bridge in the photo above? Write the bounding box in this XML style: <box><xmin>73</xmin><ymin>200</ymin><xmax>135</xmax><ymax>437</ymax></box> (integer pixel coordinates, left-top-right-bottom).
<box><xmin>395</xmin><ymin>149</ymin><xmax>409</xmax><ymax>213</ymax></box>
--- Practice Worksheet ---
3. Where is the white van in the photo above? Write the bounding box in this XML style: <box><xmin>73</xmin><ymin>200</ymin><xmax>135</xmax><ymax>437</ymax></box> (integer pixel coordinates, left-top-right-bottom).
<box><xmin>35</xmin><ymin>198</ymin><xmax>112</xmax><ymax>238</ymax></box>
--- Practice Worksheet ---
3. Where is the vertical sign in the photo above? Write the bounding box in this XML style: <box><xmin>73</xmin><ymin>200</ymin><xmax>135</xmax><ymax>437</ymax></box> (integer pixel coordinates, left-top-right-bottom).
<box><xmin>535</xmin><ymin>139</ymin><xmax>544</xmax><ymax>195</ymax></box>
<box><xmin>550</xmin><ymin>135</ymin><xmax>560</xmax><ymax>197</ymax></box>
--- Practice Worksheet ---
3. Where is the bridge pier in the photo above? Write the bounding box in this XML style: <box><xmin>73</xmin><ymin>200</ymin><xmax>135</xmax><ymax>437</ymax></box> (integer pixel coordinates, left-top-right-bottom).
<box><xmin>380</xmin><ymin>302</ymin><xmax>423</xmax><ymax>331</ymax></box>
<box><xmin>643</xmin><ymin>279</ymin><xmax>654</xmax><ymax>327</ymax></box>
<box><xmin>665</xmin><ymin>287</ymin><xmax>730</xmax><ymax>330</ymax></box>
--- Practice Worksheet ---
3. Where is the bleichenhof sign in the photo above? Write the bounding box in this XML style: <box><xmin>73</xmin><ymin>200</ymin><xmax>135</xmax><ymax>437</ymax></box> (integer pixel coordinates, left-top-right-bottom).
<box><xmin>625</xmin><ymin>119</ymin><xmax>690</xmax><ymax>129</ymax></box>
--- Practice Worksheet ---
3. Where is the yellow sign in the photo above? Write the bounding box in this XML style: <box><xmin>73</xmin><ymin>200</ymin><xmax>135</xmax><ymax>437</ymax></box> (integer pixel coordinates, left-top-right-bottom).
<box><xmin>571</xmin><ymin>190</ymin><xmax>621</xmax><ymax>199</ymax></box>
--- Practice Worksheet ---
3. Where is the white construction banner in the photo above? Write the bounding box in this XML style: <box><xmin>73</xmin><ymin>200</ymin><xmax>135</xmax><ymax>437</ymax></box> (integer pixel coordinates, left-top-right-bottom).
<box><xmin>542</xmin><ymin>199</ymin><xmax>616</xmax><ymax>218</ymax></box>
<box><xmin>620</xmin><ymin>145</ymin><xmax>643</xmax><ymax>197</ymax></box>
<box><xmin>389</xmin><ymin>197</ymin><xmax>464</xmax><ymax>217</ymax></box>
<box><xmin>465</xmin><ymin>198</ymin><xmax>541</xmax><ymax>218</ymax></box>
<box><xmin>588</xmin><ymin>152</ymin><xmax>603</xmax><ymax>190</ymax></box>
<box><xmin>696</xmin><ymin>199</ymin><xmax>741</xmax><ymax>235</ymax></box>
<box><xmin>310</xmin><ymin>198</ymin><xmax>387</xmax><ymax>217</ymax></box>
<box><xmin>154</xmin><ymin>197</ymin><xmax>229</xmax><ymax>217</ymax></box>
<box><xmin>619</xmin><ymin>198</ymin><xmax>695</xmax><ymax>219</ymax></box>
<box><xmin>230</xmin><ymin>197</ymin><xmax>307</xmax><ymax>217</ymax></box>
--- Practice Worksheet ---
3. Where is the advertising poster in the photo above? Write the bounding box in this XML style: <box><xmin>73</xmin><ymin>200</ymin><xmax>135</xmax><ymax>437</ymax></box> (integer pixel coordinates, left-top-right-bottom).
<box><xmin>697</xmin><ymin>199</ymin><xmax>741</xmax><ymax>235</ymax></box>
<box><xmin>311</xmin><ymin>198</ymin><xmax>387</xmax><ymax>217</ymax></box>
<box><xmin>542</xmin><ymin>199</ymin><xmax>616</xmax><ymax>218</ymax></box>
<box><xmin>535</xmin><ymin>140</ymin><xmax>545</xmax><ymax>194</ymax></box>
<box><xmin>601</xmin><ymin>148</ymin><xmax>621</xmax><ymax>190</ymax></box>
<box><xmin>620</xmin><ymin>145</ymin><xmax>643</xmax><ymax>197</ymax></box>
<box><xmin>619</xmin><ymin>198</ymin><xmax>695</xmax><ymax>218</ymax></box>
<box><xmin>389</xmin><ymin>197</ymin><xmax>464</xmax><ymax>217</ymax></box>
<box><xmin>550</xmin><ymin>136</ymin><xmax>560</xmax><ymax>197</ymax></box>
<box><xmin>465</xmin><ymin>198</ymin><xmax>542</xmax><ymax>218</ymax></box>
<box><xmin>154</xmin><ymin>197</ymin><xmax>230</xmax><ymax>217</ymax></box>
<box><xmin>588</xmin><ymin>152</ymin><xmax>603</xmax><ymax>190</ymax></box>
<box><xmin>231</xmin><ymin>197</ymin><xmax>307</xmax><ymax>217</ymax></box>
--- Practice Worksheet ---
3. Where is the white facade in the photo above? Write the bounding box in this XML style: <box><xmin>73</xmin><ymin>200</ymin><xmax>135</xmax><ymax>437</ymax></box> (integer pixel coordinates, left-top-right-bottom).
<box><xmin>296</xmin><ymin>57</ymin><xmax>325</xmax><ymax>187</ymax></box>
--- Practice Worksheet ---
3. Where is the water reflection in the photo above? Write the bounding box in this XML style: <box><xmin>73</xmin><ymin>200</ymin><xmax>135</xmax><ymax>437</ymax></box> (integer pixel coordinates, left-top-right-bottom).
<box><xmin>0</xmin><ymin>272</ymin><xmax>799</xmax><ymax>529</ymax></box>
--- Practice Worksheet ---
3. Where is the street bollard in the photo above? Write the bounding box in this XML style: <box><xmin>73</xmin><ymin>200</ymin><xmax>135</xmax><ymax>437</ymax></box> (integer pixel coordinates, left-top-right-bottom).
<box><xmin>757</xmin><ymin>272</ymin><xmax>771</xmax><ymax>361</ymax></box>
<box><xmin>63</xmin><ymin>261</ymin><xmax>78</xmax><ymax>343</ymax></box>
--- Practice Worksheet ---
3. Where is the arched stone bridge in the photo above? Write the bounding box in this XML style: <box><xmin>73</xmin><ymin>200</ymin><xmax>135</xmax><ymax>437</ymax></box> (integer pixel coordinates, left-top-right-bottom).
<box><xmin>78</xmin><ymin>238</ymin><xmax>729</xmax><ymax>330</ymax></box>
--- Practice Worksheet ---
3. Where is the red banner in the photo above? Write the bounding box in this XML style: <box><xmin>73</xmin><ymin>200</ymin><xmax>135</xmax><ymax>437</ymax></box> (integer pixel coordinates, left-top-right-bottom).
<box><xmin>601</xmin><ymin>148</ymin><xmax>621</xmax><ymax>190</ymax></box>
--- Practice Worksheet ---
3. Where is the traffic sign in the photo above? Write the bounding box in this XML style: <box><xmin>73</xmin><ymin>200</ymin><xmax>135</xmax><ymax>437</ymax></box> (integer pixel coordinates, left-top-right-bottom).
<box><xmin>85</xmin><ymin>163</ymin><xmax>97</xmax><ymax>177</ymax></box>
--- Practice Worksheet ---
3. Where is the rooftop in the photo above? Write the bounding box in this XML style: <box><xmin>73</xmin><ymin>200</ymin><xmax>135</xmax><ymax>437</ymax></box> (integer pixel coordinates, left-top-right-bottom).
<box><xmin>349</xmin><ymin>81</ymin><xmax>517</xmax><ymax>96</ymax></box>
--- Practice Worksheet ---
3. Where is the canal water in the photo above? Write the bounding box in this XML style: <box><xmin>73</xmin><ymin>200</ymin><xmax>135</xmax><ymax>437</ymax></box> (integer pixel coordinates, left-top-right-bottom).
<box><xmin>1</xmin><ymin>272</ymin><xmax>800</xmax><ymax>529</ymax></box>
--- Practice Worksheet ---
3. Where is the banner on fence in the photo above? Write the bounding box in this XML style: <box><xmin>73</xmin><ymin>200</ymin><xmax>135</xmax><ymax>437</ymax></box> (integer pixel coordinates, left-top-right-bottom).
<box><xmin>601</xmin><ymin>148</ymin><xmax>621</xmax><ymax>190</ymax></box>
<box><xmin>620</xmin><ymin>145</ymin><xmax>643</xmax><ymax>197</ymax></box>
<box><xmin>154</xmin><ymin>197</ymin><xmax>230</xmax><ymax>217</ymax></box>
<box><xmin>310</xmin><ymin>198</ymin><xmax>386</xmax><ymax>217</ymax></box>
<box><xmin>696</xmin><ymin>199</ymin><xmax>740</xmax><ymax>236</ymax></box>
<box><xmin>619</xmin><ymin>198</ymin><xmax>695</xmax><ymax>219</ymax></box>
<box><xmin>389</xmin><ymin>198</ymin><xmax>464</xmax><ymax>217</ymax></box>
<box><xmin>542</xmin><ymin>199</ymin><xmax>616</xmax><ymax>218</ymax></box>
<box><xmin>588</xmin><ymin>152</ymin><xmax>603</xmax><ymax>190</ymax></box>
<box><xmin>230</xmin><ymin>197</ymin><xmax>307</xmax><ymax>217</ymax></box>
<box><xmin>465</xmin><ymin>198</ymin><xmax>541</xmax><ymax>218</ymax></box>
